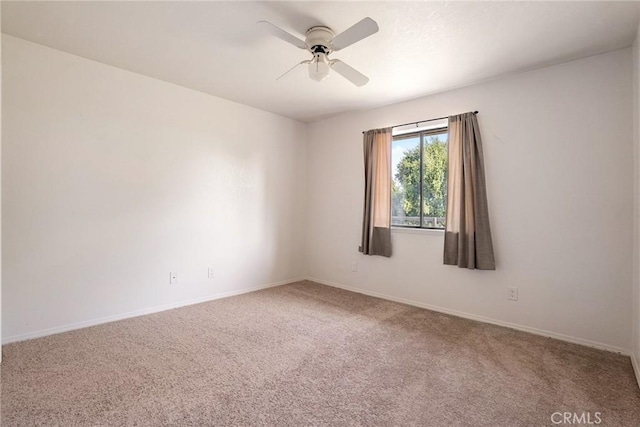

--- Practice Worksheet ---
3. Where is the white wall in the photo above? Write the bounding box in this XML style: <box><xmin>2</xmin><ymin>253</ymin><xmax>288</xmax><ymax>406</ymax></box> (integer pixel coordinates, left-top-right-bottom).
<box><xmin>2</xmin><ymin>35</ymin><xmax>307</xmax><ymax>342</ymax></box>
<box><xmin>0</xmin><ymin>5</ymin><xmax>3</xmax><ymax>359</ymax></box>
<box><xmin>633</xmin><ymin>26</ymin><xmax>640</xmax><ymax>379</ymax></box>
<box><xmin>306</xmin><ymin>49</ymin><xmax>634</xmax><ymax>352</ymax></box>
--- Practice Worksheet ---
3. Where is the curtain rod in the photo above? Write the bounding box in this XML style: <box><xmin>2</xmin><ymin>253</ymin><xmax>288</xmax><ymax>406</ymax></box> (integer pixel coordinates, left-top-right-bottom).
<box><xmin>362</xmin><ymin>111</ymin><xmax>478</xmax><ymax>134</ymax></box>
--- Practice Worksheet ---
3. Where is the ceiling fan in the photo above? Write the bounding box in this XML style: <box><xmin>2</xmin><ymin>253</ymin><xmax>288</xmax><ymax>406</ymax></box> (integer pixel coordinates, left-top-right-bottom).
<box><xmin>257</xmin><ymin>17</ymin><xmax>379</xmax><ymax>87</ymax></box>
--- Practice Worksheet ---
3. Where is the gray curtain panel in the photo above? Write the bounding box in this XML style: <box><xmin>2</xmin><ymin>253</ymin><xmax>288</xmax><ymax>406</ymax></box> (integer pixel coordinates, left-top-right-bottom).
<box><xmin>360</xmin><ymin>128</ymin><xmax>392</xmax><ymax>257</ymax></box>
<box><xmin>444</xmin><ymin>113</ymin><xmax>495</xmax><ymax>270</ymax></box>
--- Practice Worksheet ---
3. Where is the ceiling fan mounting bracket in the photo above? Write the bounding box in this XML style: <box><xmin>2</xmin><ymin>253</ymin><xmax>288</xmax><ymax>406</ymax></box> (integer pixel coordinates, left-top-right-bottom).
<box><xmin>311</xmin><ymin>45</ymin><xmax>329</xmax><ymax>54</ymax></box>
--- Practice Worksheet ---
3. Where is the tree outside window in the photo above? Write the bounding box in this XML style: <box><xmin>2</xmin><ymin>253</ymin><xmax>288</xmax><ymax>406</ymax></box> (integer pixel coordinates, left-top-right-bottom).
<box><xmin>391</xmin><ymin>129</ymin><xmax>448</xmax><ymax>229</ymax></box>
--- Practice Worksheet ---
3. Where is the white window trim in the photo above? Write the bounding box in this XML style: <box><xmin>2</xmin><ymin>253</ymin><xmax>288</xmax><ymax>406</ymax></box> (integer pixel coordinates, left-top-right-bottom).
<box><xmin>391</xmin><ymin>226</ymin><xmax>444</xmax><ymax>236</ymax></box>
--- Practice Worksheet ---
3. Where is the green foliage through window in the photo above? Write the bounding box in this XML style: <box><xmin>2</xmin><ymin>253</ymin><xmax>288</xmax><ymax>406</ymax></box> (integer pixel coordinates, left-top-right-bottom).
<box><xmin>391</xmin><ymin>130</ymin><xmax>448</xmax><ymax>228</ymax></box>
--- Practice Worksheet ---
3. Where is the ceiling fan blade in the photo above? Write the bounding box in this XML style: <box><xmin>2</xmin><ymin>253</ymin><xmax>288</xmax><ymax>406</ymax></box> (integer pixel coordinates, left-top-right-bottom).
<box><xmin>331</xmin><ymin>17</ymin><xmax>379</xmax><ymax>51</ymax></box>
<box><xmin>331</xmin><ymin>60</ymin><xmax>369</xmax><ymax>87</ymax></box>
<box><xmin>277</xmin><ymin>60</ymin><xmax>311</xmax><ymax>80</ymax></box>
<box><xmin>257</xmin><ymin>21</ymin><xmax>307</xmax><ymax>49</ymax></box>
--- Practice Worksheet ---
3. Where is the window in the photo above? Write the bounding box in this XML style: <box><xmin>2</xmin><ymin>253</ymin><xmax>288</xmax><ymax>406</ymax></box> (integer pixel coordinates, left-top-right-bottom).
<box><xmin>391</xmin><ymin>127</ymin><xmax>448</xmax><ymax>229</ymax></box>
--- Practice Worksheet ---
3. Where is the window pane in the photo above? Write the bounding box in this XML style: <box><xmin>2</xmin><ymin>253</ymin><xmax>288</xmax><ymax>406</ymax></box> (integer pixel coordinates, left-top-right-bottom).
<box><xmin>422</xmin><ymin>133</ymin><xmax>448</xmax><ymax>228</ymax></box>
<box><xmin>392</xmin><ymin>135</ymin><xmax>421</xmax><ymax>226</ymax></box>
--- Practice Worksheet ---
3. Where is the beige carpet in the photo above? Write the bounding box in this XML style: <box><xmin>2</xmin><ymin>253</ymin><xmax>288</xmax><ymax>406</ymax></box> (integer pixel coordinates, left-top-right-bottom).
<box><xmin>2</xmin><ymin>281</ymin><xmax>639</xmax><ymax>426</ymax></box>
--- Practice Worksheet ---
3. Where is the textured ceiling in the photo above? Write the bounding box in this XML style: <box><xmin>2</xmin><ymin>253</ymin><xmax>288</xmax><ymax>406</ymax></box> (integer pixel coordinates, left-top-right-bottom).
<box><xmin>3</xmin><ymin>1</ymin><xmax>640</xmax><ymax>122</ymax></box>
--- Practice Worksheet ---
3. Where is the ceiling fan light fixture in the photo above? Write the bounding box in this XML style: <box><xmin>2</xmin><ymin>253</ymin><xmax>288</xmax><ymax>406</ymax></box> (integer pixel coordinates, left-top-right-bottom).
<box><xmin>308</xmin><ymin>52</ymin><xmax>331</xmax><ymax>82</ymax></box>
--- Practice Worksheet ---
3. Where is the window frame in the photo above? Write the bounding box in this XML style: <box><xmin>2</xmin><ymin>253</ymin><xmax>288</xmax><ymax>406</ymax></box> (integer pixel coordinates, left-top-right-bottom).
<box><xmin>391</xmin><ymin>126</ymin><xmax>449</xmax><ymax>230</ymax></box>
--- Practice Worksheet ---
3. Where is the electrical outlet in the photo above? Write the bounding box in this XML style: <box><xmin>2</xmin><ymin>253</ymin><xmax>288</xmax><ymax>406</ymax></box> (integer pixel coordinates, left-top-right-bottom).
<box><xmin>507</xmin><ymin>286</ymin><xmax>518</xmax><ymax>301</ymax></box>
<box><xmin>351</xmin><ymin>261</ymin><xmax>358</xmax><ymax>272</ymax></box>
<box><xmin>169</xmin><ymin>272</ymin><xmax>177</xmax><ymax>285</ymax></box>
<box><xmin>208</xmin><ymin>267</ymin><xmax>215</xmax><ymax>279</ymax></box>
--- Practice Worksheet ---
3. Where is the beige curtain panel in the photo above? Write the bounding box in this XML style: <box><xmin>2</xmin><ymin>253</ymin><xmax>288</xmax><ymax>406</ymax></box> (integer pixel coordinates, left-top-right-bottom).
<box><xmin>444</xmin><ymin>113</ymin><xmax>495</xmax><ymax>270</ymax></box>
<box><xmin>360</xmin><ymin>128</ymin><xmax>392</xmax><ymax>257</ymax></box>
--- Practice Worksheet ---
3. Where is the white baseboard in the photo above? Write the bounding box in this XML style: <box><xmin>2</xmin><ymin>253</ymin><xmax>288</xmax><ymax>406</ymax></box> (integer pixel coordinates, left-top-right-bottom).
<box><xmin>2</xmin><ymin>277</ymin><xmax>304</xmax><ymax>345</ymax></box>
<box><xmin>631</xmin><ymin>352</ymin><xmax>640</xmax><ymax>390</ymax></box>
<box><xmin>307</xmin><ymin>276</ymin><xmax>630</xmax><ymax>356</ymax></box>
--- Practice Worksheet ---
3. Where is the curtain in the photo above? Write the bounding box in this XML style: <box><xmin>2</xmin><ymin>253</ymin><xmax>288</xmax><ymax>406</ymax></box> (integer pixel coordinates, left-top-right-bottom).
<box><xmin>444</xmin><ymin>113</ymin><xmax>495</xmax><ymax>270</ymax></box>
<box><xmin>360</xmin><ymin>128</ymin><xmax>392</xmax><ymax>257</ymax></box>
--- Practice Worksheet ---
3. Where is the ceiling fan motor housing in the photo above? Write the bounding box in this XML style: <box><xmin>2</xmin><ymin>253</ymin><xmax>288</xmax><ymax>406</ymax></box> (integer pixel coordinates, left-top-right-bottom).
<box><xmin>305</xmin><ymin>26</ymin><xmax>335</xmax><ymax>53</ymax></box>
